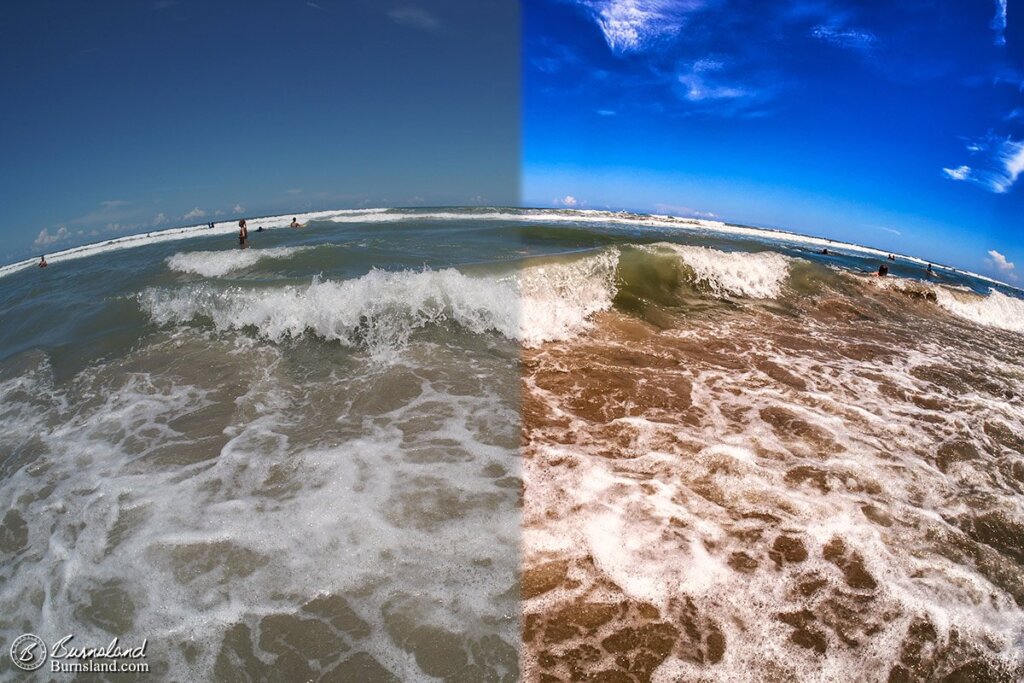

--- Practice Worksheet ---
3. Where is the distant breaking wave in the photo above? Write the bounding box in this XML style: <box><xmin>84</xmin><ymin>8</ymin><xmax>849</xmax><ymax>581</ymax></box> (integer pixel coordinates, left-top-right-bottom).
<box><xmin>166</xmin><ymin>246</ymin><xmax>315</xmax><ymax>278</ymax></box>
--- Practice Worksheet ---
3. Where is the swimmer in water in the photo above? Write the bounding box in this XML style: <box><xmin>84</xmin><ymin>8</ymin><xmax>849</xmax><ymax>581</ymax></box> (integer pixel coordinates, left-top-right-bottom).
<box><xmin>38</xmin><ymin>255</ymin><xmax>47</xmax><ymax>268</ymax></box>
<box><xmin>821</xmin><ymin>248</ymin><xmax>829</xmax><ymax>255</ymax></box>
<box><xmin>238</xmin><ymin>219</ymin><xmax>249</xmax><ymax>248</ymax></box>
<box><xmin>877</xmin><ymin>263</ymin><xmax>889</xmax><ymax>277</ymax></box>
<box><xmin>290</xmin><ymin>217</ymin><xmax>303</xmax><ymax>228</ymax></box>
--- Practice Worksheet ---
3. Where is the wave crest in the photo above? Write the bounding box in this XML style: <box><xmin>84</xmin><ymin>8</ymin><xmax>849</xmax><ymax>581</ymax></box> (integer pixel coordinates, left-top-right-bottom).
<box><xmin>139</xmin><ymin>253</ymin><xmax>619</xmax><ymax>354</ymax></box>
<box><xmin>166</xmin><ymin>247</ymin><xmax>314</xmax><ymax>278</ymax></box>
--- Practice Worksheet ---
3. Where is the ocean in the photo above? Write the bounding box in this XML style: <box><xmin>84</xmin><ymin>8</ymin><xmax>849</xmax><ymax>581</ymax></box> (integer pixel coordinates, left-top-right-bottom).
<box><xmin>0</xmin><ymin>207</ymin><xmax>1022</xmax><ymax>681</ymax></box>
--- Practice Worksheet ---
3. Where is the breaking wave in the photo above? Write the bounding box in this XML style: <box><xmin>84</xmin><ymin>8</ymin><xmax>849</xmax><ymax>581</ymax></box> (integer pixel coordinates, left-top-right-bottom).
<box><xmin>166</xmin><ymin>246</ymin><xmax>315</xmax><ymax>278</ymax></box>
<box><xmin>934</xmin><ymin>287</ymin><xmax>1024</xmax><ymax>334</ymax></box>
<box><xmin>139</xmin><ymin>252</ymin><xmax>619</xmax><ymax>353</ymax></box>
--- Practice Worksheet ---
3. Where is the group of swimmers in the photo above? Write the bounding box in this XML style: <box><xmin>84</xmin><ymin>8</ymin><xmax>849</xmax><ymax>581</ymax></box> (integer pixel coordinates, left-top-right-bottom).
<box><xmin>818</xmin><ymin>247</ymin><xmax>935</xmax><ymax>278</ymax></box>
<box><xmin>237</xmin><ymin>217</ymin><xmax>304</xmax><ymax>248</ymax></box>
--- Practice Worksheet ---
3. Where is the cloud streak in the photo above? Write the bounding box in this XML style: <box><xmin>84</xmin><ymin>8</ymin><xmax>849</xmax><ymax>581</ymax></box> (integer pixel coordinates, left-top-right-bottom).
<box><xmin>388</xmin><ymin>6</ymin><xmax>441</xmax><ymax>31</ymax></box>
<box><xmin>944</xmin><ymin>138</ymin><xmax>1024</xmax><ymax>193</ymax></box>
<box><xmin>810</xmin><ymin>24</ymin><xmax>877</xmax><ymax>51</ymax></box>
<box><xmin>992</xmin><ymin>0</ymin><xmax>1007</xmax><ymax>46</ymax></box>
<box><xmin>576</xmin><ymin>0</ymin><xmax>704</xmax><ymax>54</ymax></box>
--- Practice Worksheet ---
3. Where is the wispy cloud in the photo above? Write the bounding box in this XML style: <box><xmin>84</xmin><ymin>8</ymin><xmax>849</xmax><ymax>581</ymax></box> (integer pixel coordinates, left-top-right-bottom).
<box><xmin>557</xmin><ymin>195</ymin><xmax>579</xmax><ymax>207</ymax></box>
<box><xmin>576</xmin><ymin>0</ymin><xmax>704</xmax><ymax>54</ymax></box>
<box><xmin>944</xmin><ymin>138</ymin><xmax>1024</xmax><ymax>193</ymax></box>
<box><xmin>596</xmin><ymin>109</ymin><xmax>617</xmax><ymax>116</ymax></box>
<box><xmin>810</xmin><ymin>24</ymin><xmax>877</xmax><ymax>50</ymax></box>
<box><xmin>183</xmin><ymin>207</ymin><xmax>207</xmax><ymax>220</ymax></box>
<box><xmin>942</xmin><ymin>165</ymin><xmax>972</xmax><ymax>181</ymax></box>
<box><xmin>34</xmin><ymin>226</ymin><xmax>70</xmax><ymax>249</ymax></box>
<box><xmin>306</xmin><ymin>1</ymin><xmax>322</xmax><ymax>8</ymax></box>
<box><xmin>992</xmin><ymin>0</ymin><xmax>1007</xmax><ymax>46</ymax></box>
<box><xmin>987</xmin><ymin>249</ymin><xmax>1017</xmax><ymax>280</ymax></box>
<box><xmin>233</xmin><ymin>204</ymin><xmax>245</xmax><ymax>214</ymax></box>
<box><xmin>677</xmin><ymin>59</ymin><xmax>752</xmax><ymax>101</ymax></box>
<box><xmin>153</xmin><ymin>212</ymin><xmax>168</xmax><ymax>225</ymax></box>
<box><xmin>388</xmin><ymin>6</ymin><xmax>440</xmax><ymax>31</ymax></box>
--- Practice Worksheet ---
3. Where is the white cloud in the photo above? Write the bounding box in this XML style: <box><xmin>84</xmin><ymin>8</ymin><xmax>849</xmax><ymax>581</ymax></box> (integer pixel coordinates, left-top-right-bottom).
<box><xmin>233</xmin><ymin>204</ymin><xmax>245</xmax><ymax>214</ymax></box>
<box><xmin>942</xmin><ymin>165</ymin><xmax>972</xmax><ymax>181</ymax></box>
<box><xmin>388</xmin><ymin>6</ymin><xmax>440</xmax><ymax>30</ymax></box>
<box><xmin>654</xmin><ymin>203</ymin><xmax>718</xmax><ymax>219</ymax></box>
<box><xmin>577</xmin><ymin>0</ymin><xmax>703</xmax><ymax>54</ymax></box>
<box><xmin>183</xmin><ymin>207</ymin><xmax>207</xmax><ymax>220</ymax></box>
<box><xmin>992</xmin><ymin>0</ymin><xmax>1007</xmax><ymax>46</ymax></box>
<box><xmin>811</xmin><ymin>24</ymin><xmax>877</xmax><ymax>50</ymax></box>
<box><xmin>558</xmin><ymin>195</ymin><xmax>578</xmax><ymax>207</ymax></box>
<box><xmin>944</xmin><ymin>138</ymin><xmax>1024</xmax><ymax>192</ymax></box>
<box><xmin>286</xmin><ymin>188</ymin><xmax>303</xmax><ymax>195</ymax></box>
<box><xmin>153</xmin><ymin>212</ymin><xmax>168</xmax><ymax>225</ymax></box>
<box><xmin>596</xmin><ymin>109</ymin><xmax>617</xmax><ymax>116</ymax></box>
<box><xmin>34</xmin><ymin>226</ymin><xmax>69</xmax><ymax>248</ymax></box>
<box><xmin>678</xmin><ymin>71</ymin><xmax>749</xmax><ymax>101</ymax></box>
<box><xmin>987</xmin><ymin>249</ymin><xmax>1017</xmax><ymax>280</ymax></box>
<box><xmin>993</xmin><ymin>139</ymin><xmax>1024</xmax><ymax>193</ymax></box>
<box><xmin>306</xmin><ymin>1</ymin><xmax>322</xmax><ymax>8</ymax></box>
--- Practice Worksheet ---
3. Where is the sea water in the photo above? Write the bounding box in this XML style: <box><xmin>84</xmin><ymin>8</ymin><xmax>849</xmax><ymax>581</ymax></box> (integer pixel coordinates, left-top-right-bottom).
<box><xmin>1</xmin><ymin>208</ymin><xmax>1022</xmax><ymax>681</ymax></box>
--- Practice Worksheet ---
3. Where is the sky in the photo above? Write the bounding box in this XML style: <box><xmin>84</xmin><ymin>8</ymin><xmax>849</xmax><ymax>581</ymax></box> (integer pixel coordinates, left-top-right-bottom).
<box><xmin>524</xmin><ymin>0</ymin><xmax>1024</xmax><ymax>281</ymax></box>
<box><xmin>0</xmin><ymin>0</ymin><xmax>519</xmax><ymax>263</ymax></box>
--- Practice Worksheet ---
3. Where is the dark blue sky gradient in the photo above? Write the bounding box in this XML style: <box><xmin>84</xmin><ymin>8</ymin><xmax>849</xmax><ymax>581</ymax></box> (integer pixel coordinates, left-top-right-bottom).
<box><xmin>524</xmin><ymin>0</ymin><xmax>1023</xmax><ymax>280</ymax></box>
<box><xmin>0</xmin><ymin>0</ymin><xmax>519</xmax><ymax>261</ymax></box>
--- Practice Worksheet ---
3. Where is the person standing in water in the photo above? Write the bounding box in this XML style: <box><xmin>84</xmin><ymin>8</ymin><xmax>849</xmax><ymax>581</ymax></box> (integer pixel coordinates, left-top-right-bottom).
<box><xmin>290</xmin><ymin>217</ymin><xmax>303</xmax><ymax>228</ymax></box>
<box><xmin>38</xmin><ymin>255</ymin><xmax>47</xmax><ymax>268</ymax></box>
<box><xmin>238</xmin><ymin>219</ymin><xmax>249</xmax><ymax>248</ymax></box>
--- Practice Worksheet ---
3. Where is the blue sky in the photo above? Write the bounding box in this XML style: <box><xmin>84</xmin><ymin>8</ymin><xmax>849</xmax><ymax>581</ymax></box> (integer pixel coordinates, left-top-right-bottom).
<box><xmin>0</xmin><ymin>0</ymin><xmax>519</xmax><ymax>263</ymax></box>
<box><xmin>524</xmin><ymin>0</ymin><xmax>1024</xmax><ymax>281</ymax></box>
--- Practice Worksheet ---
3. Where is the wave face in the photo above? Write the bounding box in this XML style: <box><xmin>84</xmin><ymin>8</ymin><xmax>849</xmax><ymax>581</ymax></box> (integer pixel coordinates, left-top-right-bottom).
<box><xmin>166</xmin><ymin>246</ymin><xmax>314</xmax><ymax>277</ymax></box>
<box><xmin>640</xmin><ymin>243</ymin><xmax>792</xmax><ymax>299</ymax></box>
<box><xmin>934</xmin><ymin>287</ymin><xmax>1024</xmax><ymax>334</ymax></box>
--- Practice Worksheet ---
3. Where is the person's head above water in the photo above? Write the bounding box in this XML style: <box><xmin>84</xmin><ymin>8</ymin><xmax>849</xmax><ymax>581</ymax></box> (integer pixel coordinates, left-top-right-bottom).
<box><xmin>878</xmin><ymin>263</ymin><xmax>889</xmax><ymax>276</ymax></box>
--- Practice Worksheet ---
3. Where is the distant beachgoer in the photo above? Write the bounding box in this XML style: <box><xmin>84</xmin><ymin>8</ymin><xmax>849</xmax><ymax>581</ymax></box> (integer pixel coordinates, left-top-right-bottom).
<box><xmin>877</xmin><ymin>263</ymin><xmax>889</xmax><ymax>277</ymax></box>
<box><xmin>888</xmin><ymin>254</ymin><xmax>895</xmax><ymax>261</ymax></box>
<box><xmin>821</xmin><ymin>248</ymin><xmax>829</xmax><ymax>255</ymax></box>
<box><xmin>927</xmin><ymin>263</ymin><xmax>933</xmax><ymax>274</ymax></box>
<box><xmin>290</xmin><ymin>217</ymin><xmax>302</xmax><ymax>228</ymax></box>
<box><xmin>38</xmin><ymin>255</ymin><xmax>47</xmax><ymax>268</ymax></box>
<box><xmin>238</xmin><ymin>219</ymin><xmax>249</xmax><ymax>248</ymax></box>
<box><xmin>209</xmin><ymin>222</ymin><xmax>214</xmax><ymax>230</ymax></box>
<box><xmin>257</xmin><ymin>226</ymin><xmax>264</xmax><ymax>232</ymax></box>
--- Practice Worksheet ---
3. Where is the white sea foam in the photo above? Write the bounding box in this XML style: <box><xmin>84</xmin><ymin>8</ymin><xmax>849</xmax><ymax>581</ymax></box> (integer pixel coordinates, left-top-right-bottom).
<box><xmin>0</xmin><ymin>336</ymin><xmax>520</xmax><ymax>680</ymax></box>
<box><xmin>166</xmin><ymin>246</ymin><xmax>314</xmax><ymax>277</ymax></box>
<box><xmin>140</xmin><ymin>252</ymin><xmax>618</xmax><ymax>353</ymax></box>
<box><xmin>653</xmin><ymin>243</ymin><xmax>792</xmax><ymax>299</ymax></box>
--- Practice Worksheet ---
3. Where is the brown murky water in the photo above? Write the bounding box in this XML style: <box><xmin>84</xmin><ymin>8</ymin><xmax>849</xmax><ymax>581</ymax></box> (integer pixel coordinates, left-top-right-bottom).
<box><xmin>521</xmin><ymin>266</ymin><xmax>1024</xmax><ymax>682</ymax></box>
